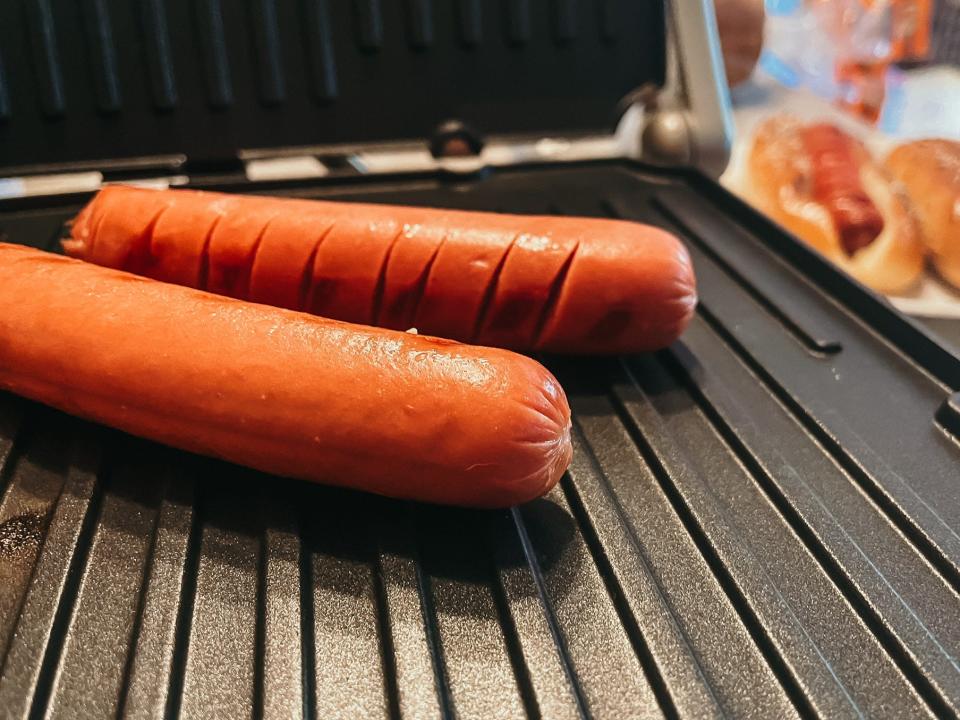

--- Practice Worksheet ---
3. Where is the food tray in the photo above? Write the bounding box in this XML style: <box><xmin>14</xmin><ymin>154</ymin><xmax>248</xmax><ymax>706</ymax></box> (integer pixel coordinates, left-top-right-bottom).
<box><xmin>1</xmin><ymin>159</ymin><xmax>958</xmax><ymax>719</ymax></box>
<box><xmin>722</xmin><ymin>75</ymin><xmax>960</xmax><ymax>348</ymax></box>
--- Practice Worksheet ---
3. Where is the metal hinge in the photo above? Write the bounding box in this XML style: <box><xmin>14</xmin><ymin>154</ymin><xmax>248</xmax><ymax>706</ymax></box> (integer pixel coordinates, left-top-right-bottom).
<box><xmin>639</xmin><ymin>0</ymin><xmax>734</xmax><ymax>179</ymax></box>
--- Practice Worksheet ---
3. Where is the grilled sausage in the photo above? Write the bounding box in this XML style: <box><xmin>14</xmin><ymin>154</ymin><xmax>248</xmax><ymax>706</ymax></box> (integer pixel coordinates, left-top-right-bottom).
<box><xmin>0</xmin><ymin>243</ymin><xmax>572</xmax><ymax>507</ymax></box>
<box><xmin>64</xmin><ymin>186</ymin><xmax>697</xmax><ymax>354</ymax></box>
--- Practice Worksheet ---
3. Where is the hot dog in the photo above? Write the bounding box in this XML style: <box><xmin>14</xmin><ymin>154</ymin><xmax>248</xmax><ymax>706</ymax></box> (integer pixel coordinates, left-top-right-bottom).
<box><xmin>0</xmin><ymin>243</ymin><xmax>572</xmax><ymax>507</ymax></box>
<box><xmin>744</xmin><ymin>116</ymin><xmax>924</xmax><ymax>294</ymax></box>
<box><xmin>63</xmin><ymin>186</ymin><xmax>697</xmax><ymax>354</ymax></box>
<box><xmin>801</xmin><ymin>123</ymin><xmax>886</xmax><ymax>256</ymax></box>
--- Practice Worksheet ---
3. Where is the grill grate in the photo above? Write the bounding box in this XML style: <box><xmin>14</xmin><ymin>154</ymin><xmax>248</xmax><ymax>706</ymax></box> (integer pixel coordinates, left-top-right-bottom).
<box><xmin>0</xmin><ymin>161</ymin><xmax>958</xmax><ymax>719</ymax></box>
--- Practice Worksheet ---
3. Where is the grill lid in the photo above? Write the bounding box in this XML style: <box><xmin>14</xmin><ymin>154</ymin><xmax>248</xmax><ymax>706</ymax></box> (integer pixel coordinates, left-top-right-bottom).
<box><xmin>0</xmin><ymin>0</ymin><xmax>665</xmax><ymax>174</ymax></box>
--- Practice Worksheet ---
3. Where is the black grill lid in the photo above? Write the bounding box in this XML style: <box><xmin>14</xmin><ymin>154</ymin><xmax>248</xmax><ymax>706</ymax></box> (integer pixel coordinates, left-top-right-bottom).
<box><xmin>0</xmin><ymin>0</ymin><xmax>665</xmax><ymax>174</ymax></box>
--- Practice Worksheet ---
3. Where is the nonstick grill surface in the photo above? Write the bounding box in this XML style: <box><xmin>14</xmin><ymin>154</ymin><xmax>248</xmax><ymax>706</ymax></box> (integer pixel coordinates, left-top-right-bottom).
<box><xmin>1</xmin><ymin>161</ymin><xmax>958</xmax><ymax>719</ymax></box>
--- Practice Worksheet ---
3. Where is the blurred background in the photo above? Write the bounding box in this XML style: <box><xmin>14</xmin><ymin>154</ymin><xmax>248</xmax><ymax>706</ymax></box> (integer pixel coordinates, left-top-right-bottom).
<box><xmin>715</xmin><ymin>0</ymin><xmax>960</xmax><ymax>333</ymax></box>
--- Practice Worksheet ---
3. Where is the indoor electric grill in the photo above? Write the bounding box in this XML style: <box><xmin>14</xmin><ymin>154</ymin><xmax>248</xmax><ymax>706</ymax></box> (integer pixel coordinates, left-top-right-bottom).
<box><xmin>1</xmin><ymin>2</ymin><xmax>959</xmax><ymax>718</ymax></box>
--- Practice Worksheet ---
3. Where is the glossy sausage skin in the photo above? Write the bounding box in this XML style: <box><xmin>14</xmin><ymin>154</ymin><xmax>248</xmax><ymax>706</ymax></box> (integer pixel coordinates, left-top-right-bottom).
<box><xmin>0</xmin><ymin>243</ymin><xmax>572</xmax><ymax>507</ymax></box>
<box><xmin>65</xmin><ymin>186</ymin><xmax>697</xmax><ymax>354</ymax></box>
<box><xmin>800</xmin><ymin>124</ymin><xmax>885</xmax><ymax>255</ymax></box>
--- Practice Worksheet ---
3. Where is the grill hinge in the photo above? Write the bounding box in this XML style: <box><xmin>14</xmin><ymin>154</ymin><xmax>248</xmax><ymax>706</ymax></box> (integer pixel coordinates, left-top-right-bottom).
<box><xmin>639</xmin><ymin>0</ymin><xmax>734</xmax><ymax>179</ymax></box>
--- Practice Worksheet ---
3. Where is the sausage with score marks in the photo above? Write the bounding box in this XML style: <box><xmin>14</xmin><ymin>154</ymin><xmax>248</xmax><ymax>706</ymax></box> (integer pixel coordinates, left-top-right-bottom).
<box><xmin>64</xmin><ymin>186</ymin><xmax>697</xmax><ymax>354</ymax></box>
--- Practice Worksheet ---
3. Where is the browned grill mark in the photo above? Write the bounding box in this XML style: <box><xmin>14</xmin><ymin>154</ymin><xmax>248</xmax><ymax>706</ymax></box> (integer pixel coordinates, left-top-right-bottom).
<box><xmin>471</xmin><ymin>232</ymin><xmax>521</xmax><ymax>344</ymax></box>
<box><xmin>371</xmin><ymin>224</ymin><xmax>407</xmax><ymax>327</ymax></box>
<box><xmin>298</xmin><ymin>221</ymin><xmax>337</xmax><ymax>312</ymax></box>
<box><xmin>532</xmin><ymin>240</ymin><xmax>580</xmax><ymax>349</ymax></box>
<box><xmin>407</xmin><ymin>232</ymin><xmax>449</xmax><ymax>330</ymax></box>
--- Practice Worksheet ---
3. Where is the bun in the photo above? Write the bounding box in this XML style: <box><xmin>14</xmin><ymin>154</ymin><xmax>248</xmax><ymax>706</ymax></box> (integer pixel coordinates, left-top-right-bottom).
<box><xmin>885</xmin><ymin>140</ymin><xmax>960</xmax><ymax>289</ymax></box>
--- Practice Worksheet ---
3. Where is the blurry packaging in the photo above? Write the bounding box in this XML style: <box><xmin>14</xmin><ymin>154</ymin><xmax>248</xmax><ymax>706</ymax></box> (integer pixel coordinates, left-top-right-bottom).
<box><xmin>761</xmin><ymin>0</ymin><xmax>932</xmax><ymax>123</ymax></box>
<box><xmin>889</xmin><ymin>0</ymin><xmax>932</xmax><ymax>59</ymax></box>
